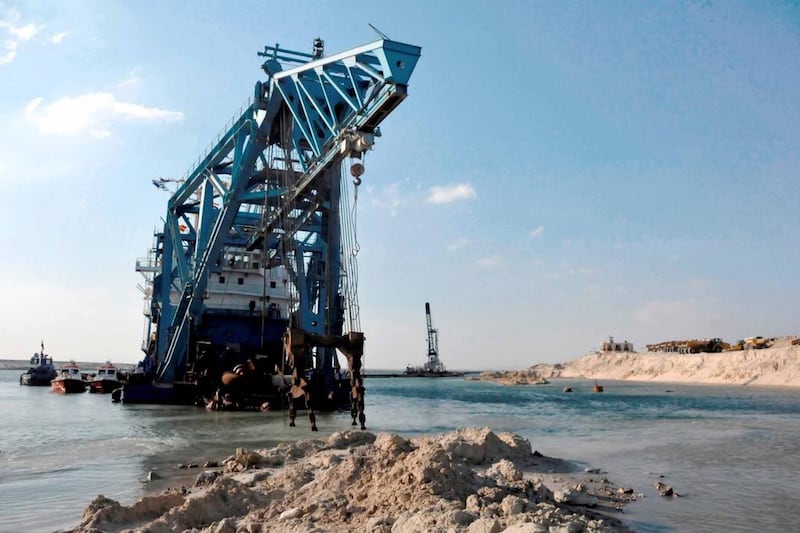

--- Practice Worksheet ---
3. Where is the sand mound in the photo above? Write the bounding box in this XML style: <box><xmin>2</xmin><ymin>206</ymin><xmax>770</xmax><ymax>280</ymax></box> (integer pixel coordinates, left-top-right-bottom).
<box><xmin>70</xmin><ymin>428</ymin><xmax>636</xmax><ymax>533</ymax></box>
<box><xmin>533</xmin><ymin>341</ymin><xmax>800</xmax><ymax>386</ymax></box>
<box><xmin>477</xmin><ymin>368</ymin><xmax>549</xmax><ymax>386</ymax></box>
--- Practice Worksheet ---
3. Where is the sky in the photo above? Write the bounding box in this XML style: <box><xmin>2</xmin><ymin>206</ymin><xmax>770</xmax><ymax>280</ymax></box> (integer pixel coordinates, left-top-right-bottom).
<box><xmin>0</xmin><ymin>1</ymin><xmax>798</xmax><ymax>369</ymax></box>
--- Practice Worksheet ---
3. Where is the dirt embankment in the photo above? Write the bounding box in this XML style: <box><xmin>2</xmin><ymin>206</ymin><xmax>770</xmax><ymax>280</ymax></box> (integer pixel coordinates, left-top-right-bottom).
<box><xmin>531</xmin><ymin>337</ymin><xmax>800</xmax><ymax>387</ymax></box>
<box><xmin>474</xmin><ymin>368</ymin><xmax>550</xmax><ymax>386</ymax></box>
<box><xmin>70</xmin><ymin>428</ymin><xmax>637</xmax><ymax>532</ymax></box>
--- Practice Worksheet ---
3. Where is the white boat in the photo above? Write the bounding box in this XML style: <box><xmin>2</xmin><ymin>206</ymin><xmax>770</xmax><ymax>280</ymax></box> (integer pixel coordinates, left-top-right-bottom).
<box><xmin>89</xmin><ymin>362</ymin><xmax>123</xmax><ymax>393</ymax></box>
<box><xmin>51</xmin><ymin>361</ymin><xmax>87</xmax><ymax>393</ymax></box>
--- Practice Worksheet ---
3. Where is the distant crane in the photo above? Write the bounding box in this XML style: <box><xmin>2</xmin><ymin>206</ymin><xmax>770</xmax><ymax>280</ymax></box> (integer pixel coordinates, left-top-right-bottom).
<box><xmin>403</xmin><ymin>302</ymin><xmax>460</xmax><ymax>376</ymax></box>
<box><xmin>425</xmin><ymin>302</ymin><xmax>441</xmax><ymax>371</ymax></box>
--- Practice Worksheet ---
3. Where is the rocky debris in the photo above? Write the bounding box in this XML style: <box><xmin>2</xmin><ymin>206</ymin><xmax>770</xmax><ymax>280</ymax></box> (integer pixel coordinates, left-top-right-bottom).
<box><xmin>74</xmin><ymin>492</ymin><xmax>185</xmax><ymax>530</ymax></box>
<box><xmin>70</xmin><ymin>428</ymin><xmax>637</xmax><ymax>533</ymax></box>
<box><xmin>655</xmin><ymin>481</ymin><xmax>679</xmax><ymax>497</ymax></box>
<box><xmin>195</xmin><ymin>470</ymin><xmax>222</xmax><ymax>486</ymax></box>
<box><xmin>477</xmin><ymin>368</ymin><xmax>550</xmax><ymax>385</ymax></box>
<box><xmin>554</xmin><ymin>488</ymin><xmax>599</xmax><ymax>507</ymax></box>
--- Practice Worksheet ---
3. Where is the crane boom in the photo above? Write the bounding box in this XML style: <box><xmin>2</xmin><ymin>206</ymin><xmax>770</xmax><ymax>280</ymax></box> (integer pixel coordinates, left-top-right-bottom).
<box><xmin>130</xmin><ymin>37</ymin><xmax>421</xmax><ymax>409</ymax></box>
<box><xmin>426</xmin><ymin>302</ymin><xmax>438</xmax><ymax>358</ymax></box>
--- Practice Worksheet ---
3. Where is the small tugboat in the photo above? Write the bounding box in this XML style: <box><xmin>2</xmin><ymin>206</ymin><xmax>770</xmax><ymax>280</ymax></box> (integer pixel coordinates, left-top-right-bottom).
<box><xmin>51</xmin><ymin>361</ymin><xmax>87</xmax><ymax>393</ymax></box>
<box><xmin>593</xmin><ymin>380</ymin><xmax>604</xmax><ymax>393</ymax></box>
<box><xmin>89</xmin><ymin>362</ymin><xmax>123</xmax><ymax>393</ymax></box>
<box><xmin>19</xmin><ymin>341</ymin><xmax>58</xmax><ymax>386</ymax></box>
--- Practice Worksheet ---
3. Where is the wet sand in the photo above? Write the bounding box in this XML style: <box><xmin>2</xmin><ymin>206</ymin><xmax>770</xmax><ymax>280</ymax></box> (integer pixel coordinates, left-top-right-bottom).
<box><xmin>69</xmin><ymin>428</ymin><xmax>638</xmax><ymax>532</ymax></box>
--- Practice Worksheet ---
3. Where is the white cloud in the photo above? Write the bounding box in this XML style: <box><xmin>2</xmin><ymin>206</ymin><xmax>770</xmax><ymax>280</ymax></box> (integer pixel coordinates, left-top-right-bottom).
<box><xmin>529</xmin><ymin>225</ymin><xmax>544</xmax><ymax>239</ymax></box>
<box><xmin>446</xmin><ymin>238</ymin><xmax>471</xmax><ymax>251</ymax></box>
<box><xmin>50</xmin><ymin>30</ymin><xmax>68</xmax><ymax>44</ymax></box>
<box><xmin>0</xmin><ymin>39</ymin><xmax>16</xmax><ymax>64</ymax></box>
<box><xmin>476</xmin><ymin>255</ymin><xmax>501</xmax><ymax>268</ymax></box>
<box><xmin>118</xmin><ymin>73</ymin><xmax>142</xmax><ymax>88</ymax></box>
<box><xmin>0</xmin><ymin>8</ymin><xmax>40</xmax><ymax>65</ymax></box>
<box><xmin>366</xmin><ymin>180</ymin><xmax>411</xmax><ymax>217</ymax></box>
<box><xmin>10</xmin><ymin>22</ymin><xmax>37</xmax><ymax>40</ymax></box>
<box><xmin>24</xmin><ymin>92</ymin><xmax>184</xmax><ymax>137</ymax></box>
<box><xmin>426</xmin><ymin>183</ymin><xmax>476</xmax><ymax>204</ymax></box>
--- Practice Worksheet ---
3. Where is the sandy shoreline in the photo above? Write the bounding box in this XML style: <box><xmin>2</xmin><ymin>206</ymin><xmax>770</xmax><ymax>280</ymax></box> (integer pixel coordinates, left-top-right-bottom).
<box><xmin>479</xmin><ymin>338</ymin><xmax>800</xmax><ymax>388</ymax></box>
<box><xmin>67</xmin><ymin>428</ymin><xmax>639</xmax><ymax>532</ymax></box>
<box><xmin>27</xmin><ymin>339</ymin><xmax>798</xmax><ymax>531</ymax></box>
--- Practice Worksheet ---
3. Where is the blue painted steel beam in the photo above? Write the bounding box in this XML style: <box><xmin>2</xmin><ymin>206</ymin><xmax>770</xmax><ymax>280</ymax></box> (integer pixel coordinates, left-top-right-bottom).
<box><xmin>148</xmin><ymin>37</ymin><xmax>420</xmax><ymax>383</ymax></box>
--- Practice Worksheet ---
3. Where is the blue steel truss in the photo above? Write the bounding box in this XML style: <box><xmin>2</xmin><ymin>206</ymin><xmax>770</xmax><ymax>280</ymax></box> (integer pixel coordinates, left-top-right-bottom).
<box><xmin>148</xmin><ymin>38</ymin><xmax>420</xmax><ymax>383</ymax></box>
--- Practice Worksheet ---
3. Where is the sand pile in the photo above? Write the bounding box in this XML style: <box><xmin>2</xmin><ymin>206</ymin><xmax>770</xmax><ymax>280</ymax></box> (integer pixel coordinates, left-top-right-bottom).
<box><xmin>476</xmin><ymin>368</ymin><xmax>549</xmax><ymax>386</ymax></box>
<box><xmin>70</xmin><ymin>428</ymin><xmax>636</xmax><ymax>532</ymax></box>
<box><xmin>531</xmin><ymin>339</ymin><xmax>800</xmax><ymax>387</ymax></box>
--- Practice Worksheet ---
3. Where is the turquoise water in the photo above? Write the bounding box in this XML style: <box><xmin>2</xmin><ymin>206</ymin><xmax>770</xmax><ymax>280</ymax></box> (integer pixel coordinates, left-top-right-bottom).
<box><xmin>1</xmin><ymin>369</ymin><xmax>799</xmax><ymax>532</ymax></box>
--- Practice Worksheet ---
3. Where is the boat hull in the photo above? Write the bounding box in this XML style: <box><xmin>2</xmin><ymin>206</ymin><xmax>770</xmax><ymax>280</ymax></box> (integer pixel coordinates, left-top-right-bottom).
<box><xmin>89</xmin><ymin>379</ymin><xmax>122</xmax><ymax>394</ymax></box>
<box><xmin>20</xmin><ymin>372</ymin><xmax>57</xmax><ymax>386</ymax></box>
<box><xmin>51</xmin><ymin>378</ymin><xmax>87</xmax><ymax>393</ymax></box>
<box><xmin>118</xmin><ymin>382</ymin><xmax>197</xmax><ymax>404</ymax></box>
<box><xmin>402</xmin><ymin>372</ymin><xmax>463</xmax><ymax>378</ymax></box>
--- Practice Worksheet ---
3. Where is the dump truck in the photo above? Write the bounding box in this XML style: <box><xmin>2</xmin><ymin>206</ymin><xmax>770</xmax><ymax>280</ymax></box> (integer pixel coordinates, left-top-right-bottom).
<box><xmin>686</xmin><ymin>338</ymin><xmax>728</xmax><ymax>353</ymax></box>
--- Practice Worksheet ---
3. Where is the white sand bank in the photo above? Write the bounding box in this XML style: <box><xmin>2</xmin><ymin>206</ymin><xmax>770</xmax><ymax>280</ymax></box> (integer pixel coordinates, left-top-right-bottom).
<box><xmin>532</xmin><ymin>338</ymin><xmax>800</xmax><ymax>387</ymax></box>
<box><xmin>69</xmin><ymin>428</ymin><xmax>637</xmax><ymax>532</ymax></box>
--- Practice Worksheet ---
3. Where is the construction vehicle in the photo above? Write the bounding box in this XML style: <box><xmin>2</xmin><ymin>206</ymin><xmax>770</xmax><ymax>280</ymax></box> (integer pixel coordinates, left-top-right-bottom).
<box><xmin>686</xmin><ymin>338</ymin><xmax>728</xmax><ymax>353</ymax></box>
<box><xmin>726</xmin><ymin>340</ymin><xmax>745</xmax><ymax>351</ymax></box>
<box><xmin>744</xmin><ymin>336</ymin><xmax>773</xmax><ymax>349</ymax></box>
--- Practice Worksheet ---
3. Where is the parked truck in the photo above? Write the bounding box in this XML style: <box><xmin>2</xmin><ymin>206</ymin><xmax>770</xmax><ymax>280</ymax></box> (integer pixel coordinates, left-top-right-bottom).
<box><xmin>744</xmin><ymin>336</ymin><xmax>773</xmax><ymax>349</ymax></box>
<box><xmin>686</xmin><ymin>338</ymin><xmax>729</xmax><ymax>353</ymax></box>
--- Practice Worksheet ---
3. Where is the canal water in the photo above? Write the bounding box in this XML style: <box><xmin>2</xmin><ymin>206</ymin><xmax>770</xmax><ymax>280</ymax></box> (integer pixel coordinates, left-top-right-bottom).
<box><xmin>1</xmin><ymin>368</ymin><xmax>799</xmax><ymax>532</ymax></box>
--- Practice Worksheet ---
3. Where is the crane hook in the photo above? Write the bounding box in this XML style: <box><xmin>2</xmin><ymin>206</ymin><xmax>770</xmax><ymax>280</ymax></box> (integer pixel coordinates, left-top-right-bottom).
<box><xmin>350</xmin><ymin>163</ymin><xmax>364</xmax><ymax>186</ymax></box>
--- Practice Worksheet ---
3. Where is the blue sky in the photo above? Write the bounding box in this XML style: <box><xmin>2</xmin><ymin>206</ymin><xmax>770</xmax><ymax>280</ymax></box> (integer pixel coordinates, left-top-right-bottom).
<box><xmin>0</xmin><ymin>1</ymin><xmax>797</xmax><ymax>369</ymax></box>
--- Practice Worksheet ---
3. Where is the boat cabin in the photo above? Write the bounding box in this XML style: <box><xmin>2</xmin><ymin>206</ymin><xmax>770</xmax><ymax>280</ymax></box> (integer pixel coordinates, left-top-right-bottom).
<box><xmin>30</xmin><ymin>352</ymin><xmax>53</xmax><ymax>367</ymax></box>
<box><xmin>95</xmin><ymin>365</ymin><xmax>118</xmax><ymax>380</ymax></box>
<box><xmin>59</xmin><ymin>363</ymin><xmax>82</xmax><ymax>380</ymax></box>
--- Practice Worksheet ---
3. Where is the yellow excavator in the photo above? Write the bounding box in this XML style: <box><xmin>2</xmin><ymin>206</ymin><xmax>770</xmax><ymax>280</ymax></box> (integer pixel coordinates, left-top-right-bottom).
<box><xmin>744</xmin><ymin>336</ymin><xmax>773</xmax><ymax>349</ymax></box>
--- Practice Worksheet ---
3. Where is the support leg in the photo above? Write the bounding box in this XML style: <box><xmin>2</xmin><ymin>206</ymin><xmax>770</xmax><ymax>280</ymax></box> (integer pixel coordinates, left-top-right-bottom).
<box><xmin>347</xmin><ymin>352</ymin><xmax>366</xmax><ymax>430</ymax></box>
<box><xmin>288</xmin><ymin>387</ymin><xmax>297</xmax><ymax>427</ymax></box>
<box><xmin>306</xmin><ymin>391</ymin><xmax>317</xmax><ymax>431</ymax></box>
